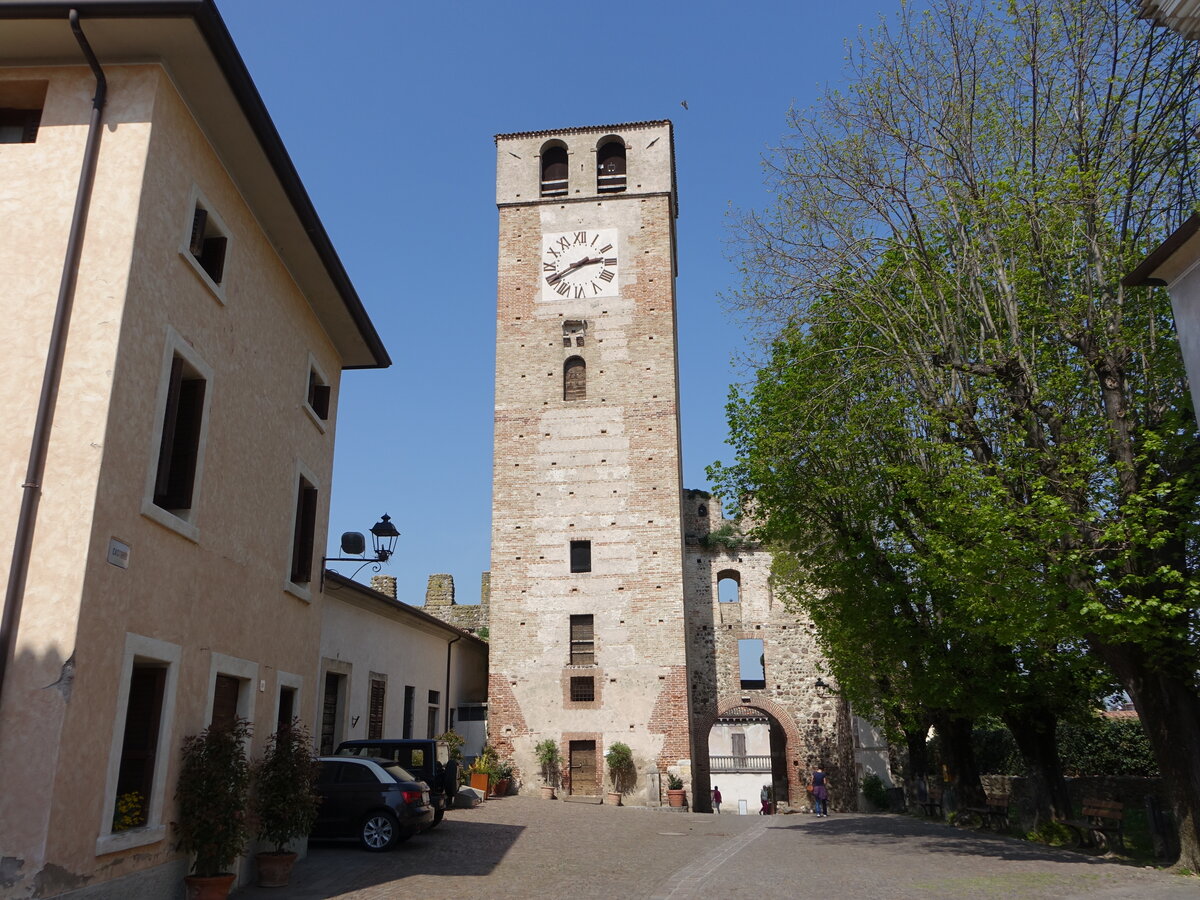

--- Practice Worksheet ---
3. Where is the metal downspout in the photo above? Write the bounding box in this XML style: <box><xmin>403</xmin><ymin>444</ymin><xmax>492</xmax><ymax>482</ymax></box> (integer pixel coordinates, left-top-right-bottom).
<box><xmin>0</xmin><ymin>9</ymin><xmax>106</xmax><ymax>714</ymax></box>
<box><xmin>444</xmin><ymin>635</ymin><xmax>460</xmax><ymax>732</ymax></box>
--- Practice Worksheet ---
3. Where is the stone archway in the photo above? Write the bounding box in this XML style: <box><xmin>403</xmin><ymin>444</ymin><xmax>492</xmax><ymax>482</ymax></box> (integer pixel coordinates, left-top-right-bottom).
<box><xmin>694</xmin><ymin>695</ymin><xmax>808</xmax><ymax>813</ymax></box>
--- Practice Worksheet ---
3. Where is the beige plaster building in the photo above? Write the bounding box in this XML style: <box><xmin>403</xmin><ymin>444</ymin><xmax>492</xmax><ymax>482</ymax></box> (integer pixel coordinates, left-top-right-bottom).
<box><xmin>319</xmin><ymin>573</ymin><xmax>488</xmax><ymax>759</ymax></box>
<box><xmin>0</xmin><ymin>3</ymin><xmax>387</xmax><ymax>896</ymax></box>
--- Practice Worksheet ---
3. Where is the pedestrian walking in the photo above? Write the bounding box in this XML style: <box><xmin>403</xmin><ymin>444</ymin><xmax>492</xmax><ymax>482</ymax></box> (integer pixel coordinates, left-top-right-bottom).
<box><xmin>811</xmin><ymin>765</ymin><xmax>828</xmax><ymax>817</ymax></box>
<box><xmin>711</xmin><ymin>785</ymin><xmax>722</xmax><ymax>814</ymax></box>
<box><xmin>760</xmin><ymin>784</ymin><xmax>771</xmax><ymax>815</ymax></box>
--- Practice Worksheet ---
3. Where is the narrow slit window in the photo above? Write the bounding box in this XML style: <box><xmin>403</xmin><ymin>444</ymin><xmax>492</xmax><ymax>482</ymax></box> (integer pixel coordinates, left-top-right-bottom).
<box><xmin>564</xmin><ymin>356</ymin><xmax>586</xmax><ymax>401</ymax></box>
<box><xmin>111</xmin><ymin>664</ymin><xmax>166</xmax><ymax>831</ymax></box>
<box><xmin>570</xmin><ymin>615</ymin><xmax>595</xmax><ymax>665</ymax></box>
<box><xmin>570</xmin><ymin>540</ymin><xmax>592</xmax><ymax>573</ymax></box>
<box><xmin>368</xmin><ymin>677</ymin><xmax>386</xmax><ymax>740</ymax></box>
<box><xmin>738</xmin><ymin>639</ymin><xmax>766</xmax><ymax>690</ymax></box>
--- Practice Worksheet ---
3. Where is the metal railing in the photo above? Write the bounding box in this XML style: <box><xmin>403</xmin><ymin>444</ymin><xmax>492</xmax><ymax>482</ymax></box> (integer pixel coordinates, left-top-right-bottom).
<box><xmin>709</xmin><ymin>755</ymin><xmax>772</xmax><ymax>773</ymax></box>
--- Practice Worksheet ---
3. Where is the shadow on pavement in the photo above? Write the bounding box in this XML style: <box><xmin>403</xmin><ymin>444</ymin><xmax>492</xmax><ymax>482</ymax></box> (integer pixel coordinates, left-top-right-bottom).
<box><xmin>772</xmin><ymin>813</ymin><xmax>1130</xmax><ymax>867</ymax></box>
<box><xmin>235</xmin><ymin>816</ymin><xmax>525</xmax><ymax>899</ymax></box>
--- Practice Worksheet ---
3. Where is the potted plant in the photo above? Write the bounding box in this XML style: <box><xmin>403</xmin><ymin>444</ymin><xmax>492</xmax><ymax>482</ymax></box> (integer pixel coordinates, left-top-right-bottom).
<box><xmin>492</xmin><ymin>760</ymin><xmax>514</xmax><ymax>797</ymax></box>
<box><xmin>250</xmin><ymin>719</ymin><xmax>320</xmax><ymax>887</ymax></box>
<box><xmin>665</xmin><ymin>772</ymin><xmax>687</xmax><ymax>808</ymax></box>
<box><xmin>174</xmin><ymin>718</ymin><xmax>252</xmax><ymax>900</ymax></box>
<box><xmin>469</xmin><ymin>743</ymin><xmax>499</xmax><ymax>795</ymax></box>
<box><xmin>604</xmin><ymin>742</ymin><xmax>635</xmax><ymax>806</ymax></box>
<box><xmin>534</xmin><ymin>738</ymin><xmax>561</xmax><ymax>799</ymax></box>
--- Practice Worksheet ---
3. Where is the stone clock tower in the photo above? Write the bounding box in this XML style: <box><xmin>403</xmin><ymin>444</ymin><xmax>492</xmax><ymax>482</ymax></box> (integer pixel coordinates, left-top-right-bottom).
<box><xmin>488</xmin><ymin>121</ymin><xmax>694</xmax><ymax>803</ymax></box>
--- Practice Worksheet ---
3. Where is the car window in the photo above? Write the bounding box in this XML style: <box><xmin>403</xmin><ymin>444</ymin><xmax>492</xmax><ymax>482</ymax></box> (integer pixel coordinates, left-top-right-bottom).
<box><xmin>336</xmin><ymin>746</ymin><xmax>369</xmax><ymax>757</ymax></box>
<box><xmin>317</xmin><ymin>761</ymin><xmax>341</xmax><ymax>785</ymax></box>
<box><xmin>338</xmin><ymin>761</ymin><xmax>381</xmax><ymax>784</ymax></box>
<box><xmin>381</xmin><ymin>763</ymin><xmax>417</xmax><ymax>782</ymax></box>
<box><xmin>410</xmin><ymin>749</ymin><xmax>424</xmax><ymax>767</ymax></box>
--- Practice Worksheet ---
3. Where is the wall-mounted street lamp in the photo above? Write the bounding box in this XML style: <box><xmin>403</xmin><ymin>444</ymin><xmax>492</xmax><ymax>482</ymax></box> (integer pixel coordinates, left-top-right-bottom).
<box><xmin>322</xmin><ymin>514</ymin><xmax>400</xmax><ymax>586</ymax></box>
<box><xmin>814</xmin><ymin>677</ymin><xmax>833</xmax><ymax>692</ymax></box>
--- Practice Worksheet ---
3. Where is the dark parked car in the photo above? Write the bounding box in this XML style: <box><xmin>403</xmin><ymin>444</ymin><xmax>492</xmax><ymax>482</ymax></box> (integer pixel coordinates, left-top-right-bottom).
<box><xmin>312</xmin><ymin>757</ymin><xmax>434</xmax><ymax>851</ymax></box>
<box><xmin>335</xmin><ymin>739</ymin><xmax>458</xmax><ymax>826</ymax></box>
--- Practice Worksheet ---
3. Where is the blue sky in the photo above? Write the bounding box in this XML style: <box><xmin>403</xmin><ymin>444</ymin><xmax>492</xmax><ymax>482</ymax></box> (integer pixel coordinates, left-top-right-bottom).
<box><xmin>217</xmin><ymin>0</ymin><xmax>893</xmax><ymax>605</ymax></box>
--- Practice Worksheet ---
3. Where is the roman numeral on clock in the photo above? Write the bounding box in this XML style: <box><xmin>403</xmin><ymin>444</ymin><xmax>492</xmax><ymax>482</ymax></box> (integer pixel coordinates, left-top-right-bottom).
<box><xmin>598</xmin><ymin>269</ymin><xmax>614</xmax><ymax>282</ymax></box>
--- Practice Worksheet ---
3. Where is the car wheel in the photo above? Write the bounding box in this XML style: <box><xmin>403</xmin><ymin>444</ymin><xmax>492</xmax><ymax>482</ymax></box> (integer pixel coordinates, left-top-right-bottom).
<box><xmin>360</xmin><ymin>811</ymin><xmax>399</xmax><ymax>851</ymax></box>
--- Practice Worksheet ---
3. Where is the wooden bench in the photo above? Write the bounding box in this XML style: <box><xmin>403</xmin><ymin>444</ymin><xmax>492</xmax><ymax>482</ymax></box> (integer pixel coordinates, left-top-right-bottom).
<box><xmin>918</xmin><ymin>784</ymin><xmax>943</xmax><ymax>818</ymax></box>
<box><xmin>957</xmin><ymin>794</ymin><xmax>1010</xmax><ymax>831</ymax></box>
<box><xmin>1058</xmin><ymin>799</ymin><xmax>1125</xmax><ymax>851</ymax></box>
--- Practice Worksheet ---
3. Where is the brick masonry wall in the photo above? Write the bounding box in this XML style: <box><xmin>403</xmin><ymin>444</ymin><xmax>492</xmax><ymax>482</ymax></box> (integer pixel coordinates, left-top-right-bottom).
<box><xmin>681</xmin><ymin>490</ymin><xmax>854</xmax><ymax>812</ymax></box>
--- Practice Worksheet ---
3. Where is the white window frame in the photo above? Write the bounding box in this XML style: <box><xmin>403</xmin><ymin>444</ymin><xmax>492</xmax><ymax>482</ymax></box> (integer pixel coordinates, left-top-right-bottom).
<box><xmin>303</xmin><ymin>353</ymin><xmax>332</xmax><ymax>433</ymax></box>
<box><xmin>179</xmin><ymin>184</ymin><xmax>231</xmax><ymax>303</ymax></box>
<box><xmin>141</xmin><ymin>326</ymin><xmax>213</xmax><ymax>543</ymax></box>
<box><xmin>97</xmin><ymin>634</ymin><xmax>180</xmax><ymax>856</ymax></box>
<box><xmin>284</xmin><ymin>458</ymin><xmax>321</xmax><ymax>602</ymax></box>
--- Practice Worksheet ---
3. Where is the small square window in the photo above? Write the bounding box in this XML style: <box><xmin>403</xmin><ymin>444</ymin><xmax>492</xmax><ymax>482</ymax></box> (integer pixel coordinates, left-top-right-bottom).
<box><xmin>188</xmin><ymin>206</ymin><xmax>227</xmax><ymax>284</ymax></box>
<box><xmin>307</xmin><ymin>366</ymin><xmax>330</xmax><ymax>421</ymax></box>
<box><xmin>570</xmin><ymin>676</ymin><xmax>595</xmax><ymax>702</ymax></box>
<box><xmin>570</xmin><ymin>540</ymin><xmax>592</xmax><ymax>573</ymax></box>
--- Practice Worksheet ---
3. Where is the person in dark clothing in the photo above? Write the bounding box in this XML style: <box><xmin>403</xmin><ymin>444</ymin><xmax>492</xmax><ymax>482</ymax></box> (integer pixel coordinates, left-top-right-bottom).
<box><xmin>811</xmin><ymin>766</ymin><xmax>828</xmax><ymax>816</ymax></box>
<box><xmin>712</xmin><ymin>785</ymin><xmax>722</xmax><ymax>814</ymax></box>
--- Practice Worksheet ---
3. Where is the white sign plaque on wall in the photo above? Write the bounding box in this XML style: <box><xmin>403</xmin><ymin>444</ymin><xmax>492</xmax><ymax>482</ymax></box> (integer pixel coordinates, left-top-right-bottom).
<box><xmin>107</xmin><ymin>538</ymin><xmax>130</xmax><ymax>569</ymax></box>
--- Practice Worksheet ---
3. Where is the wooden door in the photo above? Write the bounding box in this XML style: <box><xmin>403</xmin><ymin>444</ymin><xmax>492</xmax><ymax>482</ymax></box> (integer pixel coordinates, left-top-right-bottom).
<box><xmin>568</xmin><ymin>740</ymin><xmax>597</xmax><ymax>795</ymax></box>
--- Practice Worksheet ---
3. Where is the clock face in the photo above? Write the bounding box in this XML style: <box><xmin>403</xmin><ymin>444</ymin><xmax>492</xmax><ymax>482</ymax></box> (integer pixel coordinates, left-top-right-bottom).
<box><xmin>541</xmin><ymin>229</ymin><xmax>619</xmax><ymax>299</ymax></box>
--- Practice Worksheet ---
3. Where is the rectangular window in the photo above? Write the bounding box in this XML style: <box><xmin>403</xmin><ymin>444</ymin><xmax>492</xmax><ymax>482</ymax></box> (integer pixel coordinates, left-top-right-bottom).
<box><xmin>290</xmin><ymin>476</ymin><xmax>318</xmax><ymax>584</ymax></box>
<box><xmin>112</xmin><ymin>664</ymin><xmax>166</xmax><ymax>831</ymax></box>
<box><xmin>277</xmin><ymin>686</ymin><xmax>296</xmax><ymax>734</ymax></box>
<box><xmin>402</xmin><ymin>685</ymin><xmax>415</xmax><ymax>739</ymax></box>
<box><xmin>570</xmin><ymin>540</ymin><xmax>592</xmax><ymax>573</ymax></box>
<box><xmin>307</xmin><ymin>366</ymin><xmax>331</xmax><ymax>421</ymax></box>
<box><xmin>153</xmin><ymin>355</ymin><xmax>207</xmax><ymax>513</ymax></box>
<box><xmin>211</xmin><ymin>674</ymin><xmax>241</xmax><ymax>732</ymax></box>
<box><xmin>427</xmin><ymin>705</ymin><xmax>439</xmax><ymax>739</ymax></box>
<box><xmin>320</xmin><ymin>672</ymin><xmax>345</xmax><ymax>755</ymax></box>
<box><xmin>457</xmin><ymin>705</ymin><xmax>487</xmax><ymax>721</ymax></box>
<box><xmin>188</xmin><ymin>205</ymin><xmax>227</xmax><ymax>285</ymax></box>
<box><xmin>0</xmin><ymin>81</ymin><xmax>47</xmax><ymax>144</ymax></box>
<box><xmin>570</xmin><ymin>676</ymin><xmax>595</xmax><ymax>702</ymax></box>
<box><xmin>368</xmin><ymin>677</ymin><xmax>386</xmax><ymax>740</ymax></box>
<box><xmin>428</xmin><ymin>690</ymin><xmax>440</xmax><ymax>705</ymax></box>
<box><xmin>738</xmin><ymin>639</ymin><xmax>766</xmax><ymax>690</ymax></box>
<box><xmin>570</xmin><ymin>615</ymin><xmax>594</xmax><ymax>665</ymax></box>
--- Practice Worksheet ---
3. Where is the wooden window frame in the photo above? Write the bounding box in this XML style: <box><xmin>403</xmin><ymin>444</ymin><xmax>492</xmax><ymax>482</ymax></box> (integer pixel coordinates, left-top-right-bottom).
<box><xmin>569</xmin><ymin>614</ymin><xmax>595</xmax><ymax>666</ymax></box>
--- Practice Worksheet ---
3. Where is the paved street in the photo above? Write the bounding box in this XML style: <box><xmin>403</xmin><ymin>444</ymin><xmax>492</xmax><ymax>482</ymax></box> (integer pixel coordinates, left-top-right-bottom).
<box><xmin>235</xmin><ymin>796</ymin><xmax>1197</xmax><ymax>899</ymax></box>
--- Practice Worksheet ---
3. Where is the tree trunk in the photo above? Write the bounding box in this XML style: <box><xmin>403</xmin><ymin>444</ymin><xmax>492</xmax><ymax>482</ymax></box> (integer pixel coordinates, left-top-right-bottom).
<box><xmin>1099</xmin><ymin>640</ymin><xmax>1200</xmax><ymax>870</ymax></box>
<box><xmin>1002</xmin><ymin>707</ymin><xmax>1072</xmax><ymax>823</ymax></box>
<box><xmin>900</xmin><ymin>719</ymin><xmax>931</xmax><ymax>808</ymax></box>
<box><xmin>936</xmin><ymin>715</ymin><xmax>986</xmax><ymax>809</ymax></box>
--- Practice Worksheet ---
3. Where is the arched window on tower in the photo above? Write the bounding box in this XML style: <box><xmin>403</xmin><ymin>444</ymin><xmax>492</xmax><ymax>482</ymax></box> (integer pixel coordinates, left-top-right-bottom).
<box><xmin>564</xmin><ymin>356</ymin><xmax>586</xmax><ymax>401</ymax></box>
<box><xmin>597</xmin><ymin>140</ymin><xmax>626</xmax><ymax>193</ymax></box>
<box><xmin>541</xmin><ymin>143</ymin><xmax>568</xmax><ymax>198</ymax></box>
<box><xmin>717</xmin><ymin>569</ymin><xmax>741</xmax><ymax>603</ymax></box>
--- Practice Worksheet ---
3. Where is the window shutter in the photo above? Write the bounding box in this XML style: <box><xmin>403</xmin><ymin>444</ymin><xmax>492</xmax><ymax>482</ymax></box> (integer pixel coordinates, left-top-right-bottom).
<box><xmin>311</xmin><ymin>383</ymin><xmax>331</xmax><ymax>420</ymax></box>
<box><xmin>153</xmin><ymin>356</ymin><xmax>184</xmax><ymax>506</ymax></box>
<box><xmin>201</xmin><ymin>236</ymin><xmax>227</xmax><ymax>284</ymax></box>
<box><xmin>189</xmin><ymin>208</ymin><xmax>208</xmax><ymax>257</ymax></box>
<box><xmin>368</xmin><ymin>679</ymin><xmax>385</xmax><ymax>740</ymax></box>
<box><xmin>291</xmin><ymin>481</ymin><xmax>318</xmax><ymax>584</ymax></box>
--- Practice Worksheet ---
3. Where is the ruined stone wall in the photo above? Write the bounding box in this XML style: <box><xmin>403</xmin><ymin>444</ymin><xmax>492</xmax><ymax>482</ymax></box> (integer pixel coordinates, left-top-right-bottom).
<box><xmin>416</xmin><ymin>573</ymin><xmax>490</xmax><ymax>637</ymax></box>
<box><xmin>681</xmin><ymin>489</ymin><xmax>854</xmax><ymax>812</ymax></box>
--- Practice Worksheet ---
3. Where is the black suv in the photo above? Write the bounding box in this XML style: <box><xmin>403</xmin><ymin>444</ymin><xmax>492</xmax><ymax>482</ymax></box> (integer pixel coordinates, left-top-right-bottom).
<box><xmin>335</xmin><ymin>739</ymin><xmax>458</xmax><ymax>826</ymax></box>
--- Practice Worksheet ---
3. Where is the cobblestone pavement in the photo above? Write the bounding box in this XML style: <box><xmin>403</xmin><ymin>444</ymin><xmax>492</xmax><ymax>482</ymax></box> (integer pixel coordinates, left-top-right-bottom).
<box><xmin>235</xmin><ymin>797</ymin><xmax>1197</xmax><ymax>899</ymax></box>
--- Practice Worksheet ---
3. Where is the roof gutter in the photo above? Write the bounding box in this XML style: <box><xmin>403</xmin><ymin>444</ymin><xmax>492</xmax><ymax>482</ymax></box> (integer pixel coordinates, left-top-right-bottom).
<box><xmin>0</xmin><ymin>9</ymin><xmax>107</xmax><ymax>715</ymax></box>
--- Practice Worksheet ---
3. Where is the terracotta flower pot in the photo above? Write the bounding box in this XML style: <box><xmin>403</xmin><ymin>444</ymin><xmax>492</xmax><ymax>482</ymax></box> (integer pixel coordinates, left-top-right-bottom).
<box><xmin>607</xmin><ymin>791</ymin><xmax>623</xmax><ymax>806</ymax></box>
<box><xmin>184</xmin><ymin>873</ymin><xmax>236</xmax><ymax>900</ymax></box>
<box><xmin>666</xmin><ymin>789</ymin><xmax>687</xmax><ymax>808</ymax></box>
<box><xmin>491</xmin><ymin>777</ymin><xmax>510</xmax><ymax>797</ymax></box>
<box><xmin>255</xmin><ymin>851</ymin><xmax>297</xmax><ymax>888</ymax></box>
<box><xmin>540</xmin><ymin>784</ymin><xmax>557</xmax><ymax>799</ymax></box>
<box><xmin>469</xmin><ymin>772</ymin><xmax>490</xmax><ymax>794</ymax></box>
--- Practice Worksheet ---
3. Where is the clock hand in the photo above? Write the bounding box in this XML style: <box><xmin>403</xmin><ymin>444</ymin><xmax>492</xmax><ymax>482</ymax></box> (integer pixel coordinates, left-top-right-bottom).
<box><xmin>546</xmin><ymin>256</ymin><xmax>603</xmax><ymax>285</ymax></box>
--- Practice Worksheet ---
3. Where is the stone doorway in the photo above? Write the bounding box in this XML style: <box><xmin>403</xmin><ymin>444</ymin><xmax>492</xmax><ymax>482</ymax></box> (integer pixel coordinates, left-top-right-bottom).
<box><xmin>568</xmin><ymin>740</ymin><xmax>598</xmax><ymax>795</ymax></box>
<box><xmin>694</xmin><ymin>697</ymin><xmax>806</xmax><ymax>814</ymax></box>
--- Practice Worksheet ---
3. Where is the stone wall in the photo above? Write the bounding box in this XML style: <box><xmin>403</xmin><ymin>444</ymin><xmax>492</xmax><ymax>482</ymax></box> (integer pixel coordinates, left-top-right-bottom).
<box><xmin>418</xmin><ymin>573</ymin><xmax>490</xmax><ymax>637</ymax></box>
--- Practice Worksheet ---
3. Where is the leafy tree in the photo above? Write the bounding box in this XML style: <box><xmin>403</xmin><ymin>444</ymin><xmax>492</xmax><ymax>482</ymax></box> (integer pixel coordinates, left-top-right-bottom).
<box><xmin>718</xmin><ymin>0</ymin><xmax>1200</xmax><ymax>866</ymax></box>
